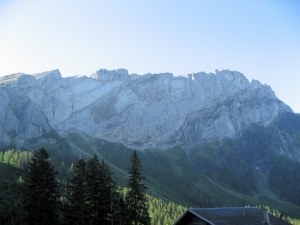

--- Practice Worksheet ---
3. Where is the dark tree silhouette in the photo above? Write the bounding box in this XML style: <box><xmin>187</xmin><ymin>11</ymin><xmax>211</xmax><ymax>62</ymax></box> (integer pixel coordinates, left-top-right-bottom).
<box><xmin>64</xmin><ymin>158</ymin><xmax>89</xmax><ymax>225</ymax></box>
<box><xmin>22</xmin><ymin>147</ymin><xmax>60</xmax><ymax>225</ymax></box>
<box><xmin>126</xmin><ymin>150</ymin><xmax>151</xmax><ymax>225</ymax></box>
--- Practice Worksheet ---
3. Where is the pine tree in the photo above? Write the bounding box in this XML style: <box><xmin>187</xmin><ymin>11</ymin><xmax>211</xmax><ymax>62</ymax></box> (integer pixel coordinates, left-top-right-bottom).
<box><xmin>98</xmin><ymin>159</ymin><xmax>117</xmax><ymax>225</ymax></box>
<box><xmin>86</xmin><ymin>155</ymin><xmax>123</xmax><ymax>225</ymax></box>
<box><xmin>116</xmin><ymin>192</ymin><xmax>129</xmax><ymax>225</ymax></box>
<box><xmin>126</xmin><ymin>150</ymin><xmax>151</xmax><ymax>225</ymax></box>
<box><xmin>64</xmin><ymin>155</ymin><xmax>123</xmax><ymax>225</ymax></box>
<box><xmin>22</xmin><ymin>147</ymin><xmax>61</xmax><ymax>225</ymax></box>
<box><xmin>64</xmin><ymin>158</ymin><xmax>89</xmax><ymax>225</ymax></box>
<box><xmin>86</xmin><ymin>155</ymin><xmax>102</xmax><ymax>224</ymax></box>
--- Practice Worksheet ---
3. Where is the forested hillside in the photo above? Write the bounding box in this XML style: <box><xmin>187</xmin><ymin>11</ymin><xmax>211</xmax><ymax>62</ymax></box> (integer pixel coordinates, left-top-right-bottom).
<box><xmin>0</xmin><ymin>148</ymin><xmax>187</xmax><ymax>225</ymax></box>
<box><xmin>0</xmin><ymin>142</ymin><xmax>299</xmax><ymax>225</ymax></box>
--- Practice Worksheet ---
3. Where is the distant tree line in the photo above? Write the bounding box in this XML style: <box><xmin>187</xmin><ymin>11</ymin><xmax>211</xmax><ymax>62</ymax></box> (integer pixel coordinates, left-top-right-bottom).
<box><xmin>0</xmin><ymin>149</ymin><xmax>33</xmax><ymax>170</ymax></box>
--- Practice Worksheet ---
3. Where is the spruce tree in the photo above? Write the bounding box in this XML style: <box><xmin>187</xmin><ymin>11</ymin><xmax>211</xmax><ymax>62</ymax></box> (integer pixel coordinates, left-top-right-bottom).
<box><xmin>98</xmin><ymin>160</ymin><xmax>116</xmax><ymax>224</ymax></box>
<box><xmin>126</xmin><ymin>150</ymin><xmax>151</xmax><ymax>225</ymax></box>
<box><xmin>86</xmin><ymin>155</ymin><xmax>102</xmax><ymax>224</ymax></box>
<box><xmin>86</xmin><ymin>155</ymin><xmax>119</xmax><ymax>225</ymax></box>
<box><xmin>64</xmin><ymin>158</ymin><xmax>89</xmax><ymax>225</ymax></box>
<box><xmin>64</xmin><ymin>155</ymin><xmax>122</xmax><ymax>225</ymax></box>
<box><xmin>22</xmin><ymin>147</ymin><xmax>60</xmax><ymax>225</ymax></box>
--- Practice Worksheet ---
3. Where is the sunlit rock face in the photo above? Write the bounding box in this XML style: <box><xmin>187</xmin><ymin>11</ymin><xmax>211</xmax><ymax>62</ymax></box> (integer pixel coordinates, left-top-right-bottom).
<box><xmin>0</xmin><ymin>68</ymin><xmax>292</xmax><ymax>150</ymax></box>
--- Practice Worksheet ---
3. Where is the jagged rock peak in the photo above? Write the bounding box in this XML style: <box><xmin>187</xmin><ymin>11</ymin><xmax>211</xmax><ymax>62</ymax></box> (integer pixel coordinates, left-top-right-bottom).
<box><xmin>32</xmin><ymin>69</ymin><xmax>61</xmax><ymax>80</ymax></box>
<box><xmin>0</xmin><ymin>69</ymin><xmax>62</xmax><ymax>87</ymax></box>
<box><xmin>13</xmin><ymin>69</ymin><xmax>62</xmax><ymax>87</ymax></box>
<box><xmin>186</xmin><ymin>70</ymin><xmax>250</xmax><ymax>89</ymax></box>
<box><xmin>90</xmin><ymin>68</ymin><xmax>129</xmax><ymax>82</ymax></box>
<box><xmin>0</xmin><ymin>73</ymin><xmax>25</xmax><ymax>87</ymax></box>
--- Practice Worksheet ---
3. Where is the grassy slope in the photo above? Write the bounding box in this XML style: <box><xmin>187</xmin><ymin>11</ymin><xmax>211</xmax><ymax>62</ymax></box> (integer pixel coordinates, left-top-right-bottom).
<box><xmin>89</xmin><ymin>139</ymin><xmax>300</xmax><ymax>219</ymax></box>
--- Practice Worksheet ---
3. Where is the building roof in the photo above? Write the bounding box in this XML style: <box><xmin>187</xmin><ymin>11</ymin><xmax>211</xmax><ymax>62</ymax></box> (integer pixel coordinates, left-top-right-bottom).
<box><xmin>173</xmin><ymin>207</ymin><xmax>291</xmax><ymax>225</ymax></box>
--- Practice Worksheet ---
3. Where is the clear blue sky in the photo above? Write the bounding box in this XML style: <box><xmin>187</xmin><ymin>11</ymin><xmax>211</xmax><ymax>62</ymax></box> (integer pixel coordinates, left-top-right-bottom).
<box><xmin>0</xmin><ymin>0</ymin><xmax>299</xmax><ymax>112</ymax></box>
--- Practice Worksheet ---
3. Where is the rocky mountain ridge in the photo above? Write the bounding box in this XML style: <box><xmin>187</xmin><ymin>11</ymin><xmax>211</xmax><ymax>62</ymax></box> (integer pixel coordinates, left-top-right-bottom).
<box><xmin>0</xmin><ymin>68</ymin><xmax>293</xmax><ymax>152</ymax></box>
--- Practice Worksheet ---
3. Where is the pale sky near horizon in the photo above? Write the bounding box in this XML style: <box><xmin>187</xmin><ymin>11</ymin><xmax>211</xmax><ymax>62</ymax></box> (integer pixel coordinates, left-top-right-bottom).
<box><xmin>0</xmin><ymin>0</ymin><xmax>299</xmax><ymax>112</ymax></box>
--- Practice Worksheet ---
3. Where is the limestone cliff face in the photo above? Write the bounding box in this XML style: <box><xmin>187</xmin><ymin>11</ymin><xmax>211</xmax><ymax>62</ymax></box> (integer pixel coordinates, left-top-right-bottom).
<box><xmin>0</xmin><ymin>68</ymin><xmax>293</xmax><ymax>150</ymax></box>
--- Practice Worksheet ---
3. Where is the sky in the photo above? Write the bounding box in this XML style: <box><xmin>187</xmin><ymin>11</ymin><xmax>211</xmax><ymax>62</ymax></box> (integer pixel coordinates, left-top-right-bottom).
<box><xmin>0</xmin><ymin>0</ymin><xmax>299</xmax><ymax>112</ymax></box>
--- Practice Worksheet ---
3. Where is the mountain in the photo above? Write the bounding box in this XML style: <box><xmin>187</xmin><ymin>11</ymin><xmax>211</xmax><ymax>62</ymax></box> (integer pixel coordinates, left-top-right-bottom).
<box><xmin>1</xmin><ymin>68</ymin><xmax>300</xmax><ymax>217</ymax></box>
<box><xmin>0</xmin><ymin>69</ymin><xmax>293</xmax><ymax>150</ymax></box>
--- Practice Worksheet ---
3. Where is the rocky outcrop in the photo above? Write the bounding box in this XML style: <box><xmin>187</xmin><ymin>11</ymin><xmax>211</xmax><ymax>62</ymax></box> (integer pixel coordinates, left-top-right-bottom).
<box><xmin>0</xmin><ymin>68</ymin><xmax>293</xmax><ymax>151</ymax></box>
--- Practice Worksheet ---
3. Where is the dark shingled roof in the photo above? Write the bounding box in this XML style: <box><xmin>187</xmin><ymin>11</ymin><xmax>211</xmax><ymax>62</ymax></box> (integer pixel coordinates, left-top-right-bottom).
<box><xmin>174</xmin><ymin>207</ymin><xmax>292</xmax><ymax>225</ymax></box>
